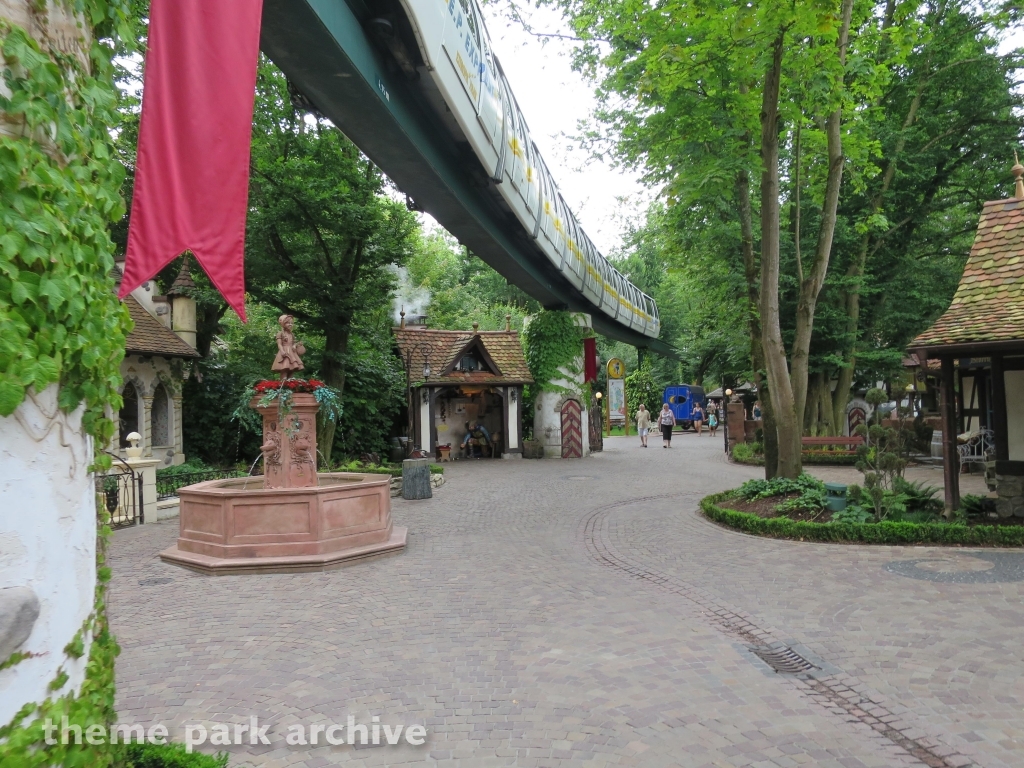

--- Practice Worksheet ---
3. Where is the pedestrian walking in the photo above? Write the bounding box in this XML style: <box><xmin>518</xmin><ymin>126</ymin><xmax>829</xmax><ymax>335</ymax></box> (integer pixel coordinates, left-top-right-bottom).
<box><xmin>636</xmin><ymin>404</ymin><xmax>652</xmax><ymax>448</ymax></box>
<box><xmin>708</xmin><ymin>407</ymin><xmax>719</xmax><ymax>437</ymax></box>
<box><xmin>693</xmin><ymin>402</ymin><xmax>705</xmax><ymax>436</ymax></box>
<box><xmin>658</xmin><ymin>403</ymin><xmax>676</xmax><ymax>448</ymax></box>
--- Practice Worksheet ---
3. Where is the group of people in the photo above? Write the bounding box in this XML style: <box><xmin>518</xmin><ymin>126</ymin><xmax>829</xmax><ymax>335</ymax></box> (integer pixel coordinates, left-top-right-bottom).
<box><xmin>634</xmin><ymin>401</ymin><xmax>719</xmax><ymax>448</ymax></box>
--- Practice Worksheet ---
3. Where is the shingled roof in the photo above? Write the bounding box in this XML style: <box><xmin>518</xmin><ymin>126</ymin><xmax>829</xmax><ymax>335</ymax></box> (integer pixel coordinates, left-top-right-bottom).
<box><xmin>124</xmin><ymin>295</ymin><xmax>200</xmax><ymax>358</ymax></box>
<box><xmin>393</xmin><ymin>327</ymin><xmax>533</xmax><ymax>386</ymax></box>
<box><xmin>912</xmin><ymin>193</ymin><xmax>1024</xmax><ymax>353</ymax></box>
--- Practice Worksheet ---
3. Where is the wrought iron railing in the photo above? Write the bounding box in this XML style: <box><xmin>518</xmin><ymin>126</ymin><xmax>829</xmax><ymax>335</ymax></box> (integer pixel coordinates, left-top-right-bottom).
<box><xmin>156</xmin><ymin>469</ymin><xmax>246</xmax><ymax>500</ymax></box>
<box><xmin>95</xmin><ymin>452</ymin><xmax>143</xmax><ymax>528</ymax></box>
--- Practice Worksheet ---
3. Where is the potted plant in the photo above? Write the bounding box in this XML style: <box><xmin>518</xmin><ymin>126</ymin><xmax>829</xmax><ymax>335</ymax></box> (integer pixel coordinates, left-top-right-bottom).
<box><xmin>522</xmin><ymin>429</ymin><xmax>543</xmax><ymax>459</ymax></box>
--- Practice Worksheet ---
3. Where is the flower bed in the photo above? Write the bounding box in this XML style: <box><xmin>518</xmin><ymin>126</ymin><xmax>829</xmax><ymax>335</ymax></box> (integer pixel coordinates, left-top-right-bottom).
<box><xmin>234</xmin><ymin>377</ymin><xmax>343</xmax><ymax>433</ymax></box>
<box><xmin>701</xmin><ymin>491</ymin><xmax>1024</xmax><ymax>547</ymax></box>
<box><xmin>253</xmin><ymin>378</ymin><xmax>326</xmax><ymax>394</ymax></box>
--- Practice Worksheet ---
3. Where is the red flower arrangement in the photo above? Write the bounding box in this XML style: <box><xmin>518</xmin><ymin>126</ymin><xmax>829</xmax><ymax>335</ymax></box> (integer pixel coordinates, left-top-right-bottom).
<box><xmin>253</xmin><ymin>378</ymin><xmax>326</xmax><ymax>394</ymax></box>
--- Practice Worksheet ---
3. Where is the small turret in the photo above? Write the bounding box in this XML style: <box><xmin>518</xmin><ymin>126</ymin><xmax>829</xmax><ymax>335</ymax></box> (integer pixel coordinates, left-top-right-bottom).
<box><xmin>167</xmin><ymin>258</ymin><xmax>198</xmax><ymax>350</ymax></box>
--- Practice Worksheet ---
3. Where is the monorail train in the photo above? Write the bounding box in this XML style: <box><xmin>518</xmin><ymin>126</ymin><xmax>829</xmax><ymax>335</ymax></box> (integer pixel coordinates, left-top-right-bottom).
<box><xmin>368</xmin><ymin>0</ymin><xmax>660</xmax><ymax>338</ymax></box>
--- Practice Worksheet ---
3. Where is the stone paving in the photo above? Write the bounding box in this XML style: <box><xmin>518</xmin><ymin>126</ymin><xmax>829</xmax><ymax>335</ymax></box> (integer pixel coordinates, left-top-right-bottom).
<box><xmin>107</xmin><ymin>434</ymin><xmax>1024</xmax><ymax>767</ymax></box>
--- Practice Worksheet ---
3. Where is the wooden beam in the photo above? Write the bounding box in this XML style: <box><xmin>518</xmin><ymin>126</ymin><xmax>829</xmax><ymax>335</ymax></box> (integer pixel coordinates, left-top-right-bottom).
<box><xmin>940</xmin><ymin>356</ymin><xmax>960</xmax><ymax>513</ymax></box>
<box><xmin>992</xmin><ymin>354</ymin><xmax>1009</xmax><ymax>462</ymax></box>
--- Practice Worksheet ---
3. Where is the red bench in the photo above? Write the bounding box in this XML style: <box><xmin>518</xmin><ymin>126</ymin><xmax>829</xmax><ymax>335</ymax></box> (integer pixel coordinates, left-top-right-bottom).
<box><xmin>801</xmin><ymin>436</ymin><xmax>864</xmax><ymax>453</ymax></box>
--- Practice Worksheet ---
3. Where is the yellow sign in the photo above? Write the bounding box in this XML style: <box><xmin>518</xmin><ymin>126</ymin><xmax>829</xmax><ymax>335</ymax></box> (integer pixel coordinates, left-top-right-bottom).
<box><xmin>607</xmin><ymin>358</ymin><xmax>625</xmax><ymax>379</ymax></box>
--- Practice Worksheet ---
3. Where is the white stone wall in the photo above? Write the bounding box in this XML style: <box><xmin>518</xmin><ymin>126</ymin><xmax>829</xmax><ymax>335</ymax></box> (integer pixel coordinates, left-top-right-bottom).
<box><xmin>0</xmin><ymin>385</ymin><xmax>96</xmax><ymax>725</ymax></box>
<box><xmin>534</xmin><ymin>366</ymin><xmax>590</xmax><ymax>458</ymax></box>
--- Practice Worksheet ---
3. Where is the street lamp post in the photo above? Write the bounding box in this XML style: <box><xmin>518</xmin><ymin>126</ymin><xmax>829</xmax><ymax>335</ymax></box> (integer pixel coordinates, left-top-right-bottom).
<box><xmin>723</xmin><ymin>388</ymin><xmax>733</xmax><ymax>454</ymax></box>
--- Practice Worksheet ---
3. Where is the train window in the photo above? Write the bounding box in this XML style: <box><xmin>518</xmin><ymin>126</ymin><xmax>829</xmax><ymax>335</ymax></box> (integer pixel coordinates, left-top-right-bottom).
<box><xmin>460</xmin><ymin>0</ymin><xmax>479</xmax><ymax>46</ymax></box>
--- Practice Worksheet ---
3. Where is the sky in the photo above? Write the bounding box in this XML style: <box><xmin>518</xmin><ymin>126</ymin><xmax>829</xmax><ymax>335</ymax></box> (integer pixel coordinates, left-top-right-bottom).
<box><xmin>416</xmin><ymin>3</ymin><xmax>652</xmax><ymax>257</ymax></box>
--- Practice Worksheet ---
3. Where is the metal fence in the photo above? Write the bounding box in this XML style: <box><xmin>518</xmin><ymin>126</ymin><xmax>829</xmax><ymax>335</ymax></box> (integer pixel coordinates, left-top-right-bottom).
<box><xmin>156</xmin><ymin>469</ymin><xmax>245</xmax><ymax>500</ymax></box>
<box><xmin>95</xmin><ymin>453</ymin><xmax>143</xmax><ymax>528</ymax></box>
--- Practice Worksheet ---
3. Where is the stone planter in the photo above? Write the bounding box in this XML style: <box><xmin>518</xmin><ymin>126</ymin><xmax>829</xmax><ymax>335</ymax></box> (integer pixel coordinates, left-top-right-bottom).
<box><xmin>522</xmin><ymin>439</ymin><xmax>544</xmax><ymax>459</ymax></box>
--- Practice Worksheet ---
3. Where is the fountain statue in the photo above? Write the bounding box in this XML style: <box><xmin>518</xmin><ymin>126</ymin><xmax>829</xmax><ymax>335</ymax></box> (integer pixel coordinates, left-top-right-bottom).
<box><xmin>160</xmin><ymin>315</ymin><xmax>407</xmax><ymax>574</ymax></box>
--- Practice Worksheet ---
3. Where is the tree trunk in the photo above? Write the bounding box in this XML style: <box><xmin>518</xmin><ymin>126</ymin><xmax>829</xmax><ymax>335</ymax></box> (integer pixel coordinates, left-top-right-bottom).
<box><xmin>317</xmin><ymin>324</ymin><xmax>350</xmax><ymax>466</ymax></box>
<box><xmin>736</xmin><ymin>168</ymin><xmax>778</xmax><ymax>477</ymax></box>
<box><xmin>759</xmin><ymin>32</ymin><xmax>802</xmax><ymax>478</ymax></box>
<box><xmin>789</xmin><ymin>0</ymin><xmax>854</xmax><ymax>450</ymax></box>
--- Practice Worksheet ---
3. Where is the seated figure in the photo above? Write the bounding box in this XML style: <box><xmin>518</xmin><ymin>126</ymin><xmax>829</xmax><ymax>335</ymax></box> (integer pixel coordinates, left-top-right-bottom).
<box><xmin>461</xmin><ymin>420</ymin><xmax>491</xmax><ymax>458</ymax></box>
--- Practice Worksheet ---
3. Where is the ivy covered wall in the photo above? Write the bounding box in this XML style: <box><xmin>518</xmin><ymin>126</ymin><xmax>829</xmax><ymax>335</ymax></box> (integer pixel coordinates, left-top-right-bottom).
<box><xmin>1</xmin><ymin>1</ymin><xmax>135</xmax><ymax>765</ymax></box>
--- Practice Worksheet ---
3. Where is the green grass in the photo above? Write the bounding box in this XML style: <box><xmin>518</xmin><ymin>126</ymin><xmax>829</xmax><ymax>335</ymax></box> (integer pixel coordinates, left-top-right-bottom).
<box><xmin>700</xmin><ymin>492</ymin><xmax>1024</xmax><ymax>547</ymax></box>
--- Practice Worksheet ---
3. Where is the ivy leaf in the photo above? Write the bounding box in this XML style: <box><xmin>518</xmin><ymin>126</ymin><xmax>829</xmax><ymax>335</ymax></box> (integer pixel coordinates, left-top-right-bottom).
<box><xmin>0</xmin><ymin>379</ymin><xmax>26</xmax><ymax>416</ymax></box>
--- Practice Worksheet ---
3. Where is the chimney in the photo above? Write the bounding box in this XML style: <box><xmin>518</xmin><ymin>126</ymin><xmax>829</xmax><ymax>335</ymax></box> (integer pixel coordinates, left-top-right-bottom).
<box><xmin>505</xmin><ymin>314</ymin><xmax>511</xmax><ymax>332</ymax></box>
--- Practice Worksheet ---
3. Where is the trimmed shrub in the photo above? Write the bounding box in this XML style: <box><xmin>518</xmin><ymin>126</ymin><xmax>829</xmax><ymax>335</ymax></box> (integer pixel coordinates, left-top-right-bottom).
<box><xmin>700</xmin><ymin>492</ymin><xmax>1024</xmax><ymax>547</ymax></box>
<box><xmin>120</xmin><ymin>742</ymin><xmax>228</xmax><ymax>768</ymax></box>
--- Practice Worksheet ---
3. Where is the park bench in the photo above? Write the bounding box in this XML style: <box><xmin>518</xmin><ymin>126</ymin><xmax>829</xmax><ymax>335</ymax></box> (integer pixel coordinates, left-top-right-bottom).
<box><xmin>801</xmin><ymin>436</ymin><xmax>864</xmax><ymax>453</ymax></box>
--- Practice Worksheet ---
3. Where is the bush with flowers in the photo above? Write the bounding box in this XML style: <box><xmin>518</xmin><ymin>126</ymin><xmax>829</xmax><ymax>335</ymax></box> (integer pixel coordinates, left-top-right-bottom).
<box><xmin>233</xmin><ymin>377</ymin><xmax>343</xmax><ymax>433</ymax></box>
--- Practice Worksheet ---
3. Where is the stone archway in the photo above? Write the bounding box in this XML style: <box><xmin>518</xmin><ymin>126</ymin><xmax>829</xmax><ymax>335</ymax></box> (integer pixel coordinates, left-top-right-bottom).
<box><xmin>560</xmin><ymin>399</ymin><xmax>583</xmax><ymax>459</ymax></box>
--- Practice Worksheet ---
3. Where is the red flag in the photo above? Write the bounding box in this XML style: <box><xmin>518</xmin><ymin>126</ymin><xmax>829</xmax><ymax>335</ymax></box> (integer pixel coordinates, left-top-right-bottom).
<box><xmin>119</xmin><ymin>0</ymin><xmax>264</xmax><ymax>321</ymax></box>
<box><xmin>583</xmin><ymin>337</ymin><xmax>598</xmax><ymax>383</ymax></box>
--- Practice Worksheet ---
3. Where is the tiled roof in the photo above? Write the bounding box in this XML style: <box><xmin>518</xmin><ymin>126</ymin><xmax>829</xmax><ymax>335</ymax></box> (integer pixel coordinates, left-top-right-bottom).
<box><xmin>393</xmin><ymin>327</ymin><xmax>533</xmax><ymax>386</ymax></box>
<box><xmin>124</xmin><ymin>295</ymin><xmax>200</xmax><ymax>358</ymax></box>
<box><xmin>912</xmin><ymin>197</ymin><xmax>1024</xmax><ymax>349</ymax></box>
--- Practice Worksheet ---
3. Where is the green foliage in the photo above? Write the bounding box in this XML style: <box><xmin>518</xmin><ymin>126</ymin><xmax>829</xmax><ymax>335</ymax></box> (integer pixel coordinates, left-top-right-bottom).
<box><xmin>731</xmin><ymin>443</ymin><xmax>758</xmax><ymax>463</ymax></box>
<box><xmin>522</xmin><ymin>310</ymin><xmax>586</xmax><ymax>394</ymax></box>
<box><xmin>702</xmin><ymin>493</ymin><xmax>1024</xmax><ymax>546</ymax></box>
<box><xmin>739</xmin><ymin>472</ymin><xmax>827</xmax><ymax>515</ymax></box>
<box><xmin>404</xmin><ymin>229</ymin><xmax>539</xmax><ymax>330</ymax></box>
<box><xmin>830</xmin><ymin>506</ymin><xmax>875</xmax><ymax>524</ymax></box>
<box><xmin>739</xmin><ymin>473</ymin><xmax>826</xmax><ymax>501</ymax></box>
<box><xmin>624</xmin><ymin>362</ymin><xmax>658</xmax><ymax>422</ymax></box>
<box><xmin>959</xmin><ymin>494</ymin><xmax>994</xmax><ymax>519</ymax></box>
<box><xmin>119</xmin><ymin>743</ymin><xmax>228</xmax><ymax>768</ymax></box>
<box><xmin>853</xmin><ymin>388</ymin><xmax>919</xmax><ymax>520</ymax></box>
<box><xmin>333</xmin><ymin>459</ymin><xmax>443</xmax><ymax>477</ymax></box>
<box><xmin>0</xmin><ymin>7</ymin><xmax>137</xmax><ymax>443</ymax></box>
<box><xmin>155</xmin><ymin>458</ymin><xmax>216</xmax><ymax>478</ymax></box>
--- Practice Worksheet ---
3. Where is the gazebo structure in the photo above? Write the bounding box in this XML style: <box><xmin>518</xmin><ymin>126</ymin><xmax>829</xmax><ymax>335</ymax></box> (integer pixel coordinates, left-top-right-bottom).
<box><xmin>911</xmin><ymin>161</ymin><xmax>1024</xmax><ymax>515</ymax></box>
<box><xmin>394</xmin><ymin>318</ymin><xmax>533</xmax><ymax>459</ymax></box>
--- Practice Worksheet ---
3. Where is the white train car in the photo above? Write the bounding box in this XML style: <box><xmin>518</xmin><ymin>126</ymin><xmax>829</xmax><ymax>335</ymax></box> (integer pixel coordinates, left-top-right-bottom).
<box><xmin>394</xmin><ymin>0</ymin><xmax>660</xmax><ymax>338</ymax></box>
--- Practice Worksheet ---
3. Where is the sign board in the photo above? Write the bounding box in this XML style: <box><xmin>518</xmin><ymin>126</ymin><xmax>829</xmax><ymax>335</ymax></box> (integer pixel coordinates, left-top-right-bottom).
<box><xmin>607</xmin><ymin>378</ymin><xmax>626</xmax><ymax>423</ymax></box>
<box><xmin>607</xmin><ymin>358</ymin><xmax>625</xmax><ymax>379</ymax></box>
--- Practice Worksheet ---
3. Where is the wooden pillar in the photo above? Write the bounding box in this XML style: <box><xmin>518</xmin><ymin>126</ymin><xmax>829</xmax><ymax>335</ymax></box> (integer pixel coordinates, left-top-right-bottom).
<box><xmin>992</xmin><ymin>354</ymin><xmax>1009</xmax><ymax>462</ymax></box>
<box><xmin>940</xmin><ymin>355</ymin><xmax>960</xmax><ymax>513</ymax></box>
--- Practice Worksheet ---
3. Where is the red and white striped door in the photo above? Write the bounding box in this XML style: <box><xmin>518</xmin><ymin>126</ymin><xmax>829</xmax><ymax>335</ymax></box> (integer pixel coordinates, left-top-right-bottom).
<box><xmin>561</xmin><ymin>399</ymin><xmax>583</xmax><ymax>459</ymax></box>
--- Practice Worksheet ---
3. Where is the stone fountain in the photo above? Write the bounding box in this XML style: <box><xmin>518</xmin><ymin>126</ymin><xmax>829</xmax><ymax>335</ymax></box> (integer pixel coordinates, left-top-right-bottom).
<box><xmin>159</xmin><ymin>316</ymin><xmax>407</xmax><ymax>574</ymax></box>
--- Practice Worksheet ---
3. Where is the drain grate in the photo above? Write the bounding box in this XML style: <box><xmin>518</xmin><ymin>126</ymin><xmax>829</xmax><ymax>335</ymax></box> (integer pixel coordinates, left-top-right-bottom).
<box><xmin>138</xmin><ymin>577</ymin><xmax>173</xmax><ymax>586</ymax></box>
<box><xmin>750</xmin><ymin>645</ymin><xmax>817</xmax><ymax>674</ymax></box>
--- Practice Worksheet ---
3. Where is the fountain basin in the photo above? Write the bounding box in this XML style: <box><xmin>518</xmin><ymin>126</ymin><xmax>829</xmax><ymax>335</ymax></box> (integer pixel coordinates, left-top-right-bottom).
<box><xmin>159</xmin><ymin>472</ymin><xmax>407</xmax><ymax>575</ymax></box>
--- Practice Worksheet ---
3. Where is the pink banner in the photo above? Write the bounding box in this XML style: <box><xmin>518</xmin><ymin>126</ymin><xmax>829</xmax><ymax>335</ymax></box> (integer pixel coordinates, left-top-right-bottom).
<box><xmin>119</xmin><ymin>0</ymin><xmax>264</xmax><ymax>321</ymax></box>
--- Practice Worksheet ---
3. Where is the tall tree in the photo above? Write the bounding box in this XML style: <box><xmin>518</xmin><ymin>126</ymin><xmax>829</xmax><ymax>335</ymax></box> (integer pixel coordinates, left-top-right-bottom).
<box><xmin>245</xmin><ymin>60</ymin><xmax>419</xmax><ymax>462</ymax></box>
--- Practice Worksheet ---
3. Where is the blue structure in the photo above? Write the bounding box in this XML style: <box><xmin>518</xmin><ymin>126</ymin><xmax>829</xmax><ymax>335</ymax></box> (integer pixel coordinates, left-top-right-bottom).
<box><xmin>663</xmin><ymin>385</ymin><xmax>705</xmax><ymax>429</ymax></box>
<box><xmin>259</xmin><ymin>0</ymin><xmax>676</xmax><ymax>357</ymax></box>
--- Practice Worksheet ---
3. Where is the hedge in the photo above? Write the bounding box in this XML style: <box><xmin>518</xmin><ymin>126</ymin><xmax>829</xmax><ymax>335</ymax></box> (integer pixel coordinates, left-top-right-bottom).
<box><xmin>730</xmin><ymin>452</ymin><xmax>857</xmax><ymax>467</ymax></box>
<box><xmin>700</xmin><ymin>492</ymin><xmax>1024</xmax><ymax>547</ymax></box>
<box><xmin>121</xmin><ymin>743</ymin><xmax>228</xmax><ymax>768</ymax></box>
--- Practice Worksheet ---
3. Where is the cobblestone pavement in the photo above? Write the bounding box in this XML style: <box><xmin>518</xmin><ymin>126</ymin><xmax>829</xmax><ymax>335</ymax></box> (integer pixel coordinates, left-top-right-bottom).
<box><xmin>108</xmin><ymin>434</ymin><xmax>1024</xmax><ymax>767</ymax></box>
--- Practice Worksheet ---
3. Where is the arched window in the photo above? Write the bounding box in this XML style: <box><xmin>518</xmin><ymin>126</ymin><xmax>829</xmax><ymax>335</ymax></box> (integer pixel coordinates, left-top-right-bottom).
<box><xmin>119</xmin><ymin>382</ymin><xmax>139</xmax><ymax>448</ymax></box>
<box><xmin>151</xmin><ymin>383</ymin><xmax>170</xmax><ymax>447</ymax></box>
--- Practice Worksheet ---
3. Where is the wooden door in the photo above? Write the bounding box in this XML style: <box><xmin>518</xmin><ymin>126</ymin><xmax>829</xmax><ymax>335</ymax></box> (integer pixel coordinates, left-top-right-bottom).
<box><xmin>561</xmin><ymin>399</ymin><xmax>583</xmax><ymax>458</ymax></box>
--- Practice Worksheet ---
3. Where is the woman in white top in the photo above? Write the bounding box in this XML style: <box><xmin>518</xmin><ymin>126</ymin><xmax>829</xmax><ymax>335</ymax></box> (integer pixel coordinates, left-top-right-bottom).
<box><xmin>658</xmin><ymin>403</ymin><xmax>676</xmax><ymax>448</ymax></box>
